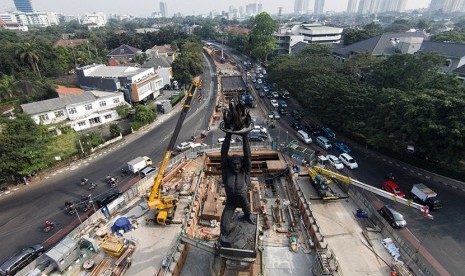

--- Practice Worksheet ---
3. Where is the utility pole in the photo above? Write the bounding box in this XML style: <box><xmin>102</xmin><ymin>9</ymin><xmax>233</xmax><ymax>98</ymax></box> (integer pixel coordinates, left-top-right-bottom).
<box><xmin>278</xmin><ymin>7</ymin><xmax>283</xmax><ymax>31</ymax></box>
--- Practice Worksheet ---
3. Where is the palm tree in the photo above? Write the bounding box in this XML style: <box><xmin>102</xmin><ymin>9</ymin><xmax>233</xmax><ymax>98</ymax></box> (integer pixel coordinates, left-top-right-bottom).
<box><xmin>16</xmin><ymin>41</ymin><xmax>42</xmax><ymax>78</ymax></box>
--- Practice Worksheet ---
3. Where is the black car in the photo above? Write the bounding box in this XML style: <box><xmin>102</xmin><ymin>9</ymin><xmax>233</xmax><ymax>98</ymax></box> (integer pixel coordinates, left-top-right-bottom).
<box><xmin>290</xmin><ymin>110</ymin><xmax>302</xmax><ymax>121</ymax></box>
<box><xmin>304</xmin><ymin>123</ymin><xmax>321</xmax><ymax>136</ymax></box>
<box><xmin>290</xmin><ymin>120</ymin><xmax>302</xmax><ymax>130</ymax></box>
<box><xmin>379</xmin><ymin>205</ymin><xmax>407</xmax><ymax>229</ymax></box>
<box><xmin>0</xmin><ymin>245</ymin><xmax>44</xmax><ymax>276</ymax></box>
<box><xmin>255</xmin><ymin>85</ymin><xmax>260</xmax><ymax>90</ymax></box>
<box><xmin>278</xmin><ymin>108</ymin><xmax>287</xmax><ymax>115</ymax></box>
<box><xmin>96</xmin><ymin>190</ymin><xmax>122</xmax><ymax>208</ymax></box>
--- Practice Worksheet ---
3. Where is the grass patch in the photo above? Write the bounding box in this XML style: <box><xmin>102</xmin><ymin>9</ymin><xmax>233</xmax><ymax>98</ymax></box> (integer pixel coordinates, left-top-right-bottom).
<box><xmin>45</xmin><ymin>130</ymin><xmax>78</xmax><ymax>164</ymax></box>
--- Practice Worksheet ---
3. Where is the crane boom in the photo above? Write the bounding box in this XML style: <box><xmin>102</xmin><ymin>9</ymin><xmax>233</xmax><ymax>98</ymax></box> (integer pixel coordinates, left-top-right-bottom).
<box><xmin>311</xmin><ymin>166</ymin><xmax>425</xmax><ymax>211</ymax></box>
<box><xmin>147</xmin><ymin>81</ymin><xmax>201</xmax><ymax>211</ymax></box>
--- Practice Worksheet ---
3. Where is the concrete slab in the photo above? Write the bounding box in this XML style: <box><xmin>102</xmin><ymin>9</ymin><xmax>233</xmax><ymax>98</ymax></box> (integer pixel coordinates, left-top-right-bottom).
<box><xmin>262</xmin><ymin>246</ymin><xmax>313</xmax><ymax>276</ymax></box>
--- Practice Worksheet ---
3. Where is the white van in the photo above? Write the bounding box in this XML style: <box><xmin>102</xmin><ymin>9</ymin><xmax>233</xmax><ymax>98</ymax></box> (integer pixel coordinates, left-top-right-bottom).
<box><xmin>339</xmin><ymin>153</ymin><xmax>358</xmax><ymax>169</ymax></box>
<box><xmin>297</xmin><ymin>130</ymin><xmax>312</xmax><ymax>144</ymax></box>
<box><xmin>316</xmin><ymin>136</ymin><xmax>332</xmax><ymax>150</ymax></box>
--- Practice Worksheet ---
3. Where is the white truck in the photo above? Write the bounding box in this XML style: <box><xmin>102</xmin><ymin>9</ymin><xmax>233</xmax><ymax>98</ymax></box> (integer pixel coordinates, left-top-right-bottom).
<box><xmin>127</xmin><ymin>156</ymin><xmax>153</xmax><ymax>174</ymax></box>
<box><xmin>411</xmin><ymin>183</ymin><xmax>442</xmax><ymax>210</ymax></box>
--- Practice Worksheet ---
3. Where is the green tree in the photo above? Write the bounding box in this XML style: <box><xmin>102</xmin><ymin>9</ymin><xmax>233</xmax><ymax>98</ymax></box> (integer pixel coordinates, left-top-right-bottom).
<box><xmin>16</xmin><ymin>41</ymin><xmax>42</xmax><ymax>78</ymax></box>
<box><xmin>0</xmin><ymin>113</ymin><xmax>51</xmax><ymax>182</ymax></box>
<box><xmin>109</xmin><ymin>123</ymin><xmax>121</xmax><ymax>138</ymax></box>
<box><xmin>116</xmin><ymin>103</ymin><xmax>132</xmax><ymax>118</ymax></box>
<box><xmin>134</xmin><ymin>105</ymin><xmax>156</xmax><ymax>124</ymax></box>
<box><xmin>249</xmin><ymin>12</ymin><xmax>277</xmax><ymax>63</ymax></box>
<box><xmin>431</xmin><ymin>30</ymin><xmax>465</xmax><ymax>43</ymax></box>
<box><xmin>0</xmin><ymin>74</ymin><xmax>17</xmax><ymax>102</ymax></box>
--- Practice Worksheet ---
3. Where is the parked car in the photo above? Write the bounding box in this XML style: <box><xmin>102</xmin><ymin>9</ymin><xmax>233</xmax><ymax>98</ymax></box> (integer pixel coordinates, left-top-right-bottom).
<box><xmin>326</xmin><ymin>155</ymin><xmax>344</xmax><ymax>170</ymax></box>
<box><xmin>290</xmin><ymin>110</ymin><xmax>302</xmax><ymax>121</ymax></box>
<box><xmin>382</xmin><ymin>180</ymin><xmax>405</xmax><ymax>198</ymax></box>
<box><xmin>321</xmin><ymin>127</ymin><xmax>336</xmax><ymax>139</ymax></box>
<box><xmin>278</xmin><ymin>108</ymin><xmax>287</xmax><ymax>115</ymax></box>
<box><xmin>278</xmin><ymin>100</ymin><xmax>287</xmax><ymax>108</ymax></box>
<box><xmin>297</xmin><ymin>130</ymin><xmax>312</xmax><ymax>144</ymax></box>
<box><xmin>270</xmin><ymin>99</ymin><xmax>279</xmax><ymax>107</ymax></box>
<box><xmin>255</xmin><ymin>85</ymin><xmax>260</xmax><ymax>90</ymax></box>
<box><xmin>379</xmin><ymin>205</ymin><xmax>407</xmax><ymax>229</ymax></box>
<box><xmin>333</xmin><ymin>141</ymin><xmax>351</xmax><ymax>154</ymax></box>
<box><xmin>96</xmin><ymin>190</ymin><xmax>122</xmax><ymax>208</ymax></box>
<box><xmin>339</xmin><ymin>153</ymin><xmax>358</xmax><ymax>169</ymax></box>
<box><xmin>140</xmin><ymin>166</ymin><xmax>157</xmax><ymax>178</ymax></box>
<box><xmin>272</xmin><ymin>91</ymin><xmax>279</xmax><ymax>98</ymax></box>
<box><xmin>263</xmin><ymin>87</ymin><xmax>269</xmax><ymax>93</ymax></box>
<box><xmin>271</xmin><ymin>111</ymin><xmax>281</xmax><ymax>120</ymax></box>
<box><xmin>290</xmin><ymin>120</ymin><xmax>302</xmax><ymax>130</ymax></box>
<box><xmin>252</xmin><ymin>78</ymin><xmax>257</xmax><ymax>83</ymax></box>
<box><xmin>249</xmin><ymin>131</ymin><xmax>267</xmax><ymax>142</ymax></box>
<box><xmin>254</xmin><ymin>125</ymin><xmax>268</xmax><ymax>134</ymax></box>
<box><xmin>259</xmin><ymin>91</ymin><xmax>265</xmax><ymax>97</ymax></box>
<box><xmin>0</xmin><ymin>245</ymin><xmax>44</xmax><ymax>276</ymax></box>
<box><xmin>217</xmin><ymin>138</ymin><xmax>240</xmax><ymax>144</ymax></box>
<box><xmin>257</xmin><ymin>79</ymin><xmax>263</xmax><ymax>84</ymax></box>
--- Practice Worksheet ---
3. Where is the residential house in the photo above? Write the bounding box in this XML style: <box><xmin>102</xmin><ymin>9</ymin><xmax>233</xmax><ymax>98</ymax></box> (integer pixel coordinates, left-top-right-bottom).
<box><xmin>332</xmin><ymin>32</ymin><xmax>427</xmax><ymax>62</ymax></box>
<box><xmin>107</xmin><ymin>44</ymin><xmax>143</xmax><ymax>61</ymax></box>
<box><xmin>333</xmin><ymin>31</ymin><xmax>465</xmax><ymax>75</ymax></box>
<box><xmin>146</xmin><ymin>44</ymin><xmax>175</xmax><ymax>60</ymax></box>
<box><xmin>0</xmin><ymin>18</ymin><xmax>28</xmax><ymax>31</ymax></box>
<box><xmin>20</xmin><ymin>91</ymin><xmax>128</xmax><ymax>132</ymax></box>
<box><xmin>76</xmin><ymin>64</ymin><xmax>163</xmax><ymax>104</ymax></box>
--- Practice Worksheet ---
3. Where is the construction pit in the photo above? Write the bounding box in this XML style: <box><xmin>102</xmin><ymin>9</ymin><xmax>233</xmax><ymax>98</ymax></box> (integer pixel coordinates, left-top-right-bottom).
<box><xmin>40</xmin><ymin>147</ymin><xmax>407</xmax><ymax>276</ymax></box>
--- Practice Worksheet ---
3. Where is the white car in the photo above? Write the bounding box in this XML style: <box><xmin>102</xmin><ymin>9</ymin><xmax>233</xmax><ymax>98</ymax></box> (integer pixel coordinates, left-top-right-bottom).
<box><xmin>175</xmin><ymin>142</ymin><xmax>193</xmax><ymax>152</ymax></box>
<box><xmin>217</xmin><ymin>138</ymin><xmax>240</xmax><ymax>144</ymax></box>
<box><xmin>270</xmin><ymin>99</ymin><xmax>279</xmax><ymax>107</ymax></box>
<box><xmin>257</xmin><ymin>79</ymin><xmax>263</xmax><ymax>84</ymax></box>
<box><xmin>327</xmin><ymin>155</ymin><xmax>344</xmax><ymax>170</ymax></box>
<box><xmin>254</xmin><ymin>125</ymin><xmax>268</xmax><ymax>135</ymax></box>
<box><xmin>339</xmin><ymin>153</ymin><xmax>358</xmax><ymax>169</ymax></box>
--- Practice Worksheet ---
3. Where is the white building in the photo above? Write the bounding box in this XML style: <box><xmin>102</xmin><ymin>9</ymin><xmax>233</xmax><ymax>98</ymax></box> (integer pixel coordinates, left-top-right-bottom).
<box><xmin>20</xmin><ymin>91</ymin><xmax>128</xmax><ymax>132</ymax></box>
<box><xmin>76</xmin><ymin>64</ymin><xmax>164</xmax><ymax>105</ymax></box>
<box><xmin>0</xmin><ymin>11</ymin><xmax>58</xmax><ymax>27</ymax></box>
<box><xmin>278</xmin><ymin>22</ymin><xmax>343</xmax><ymax>45</ymax></box>
<box><xmin>81</xmin><ymin>12</ymin><xmax>107</xmax><ymax>26</ymax></box>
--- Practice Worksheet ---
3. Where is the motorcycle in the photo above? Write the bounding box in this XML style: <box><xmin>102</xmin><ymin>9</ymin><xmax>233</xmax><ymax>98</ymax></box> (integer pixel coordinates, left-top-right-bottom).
<box><xmin>88</xmin><ymin>182</ymin><xmax>97</xmax><ymax>190</ymax></box>
<box><xmin>64</xmin><ymin>201</ymin><xmax>76</xmax><ymax>215</ymax></box>
<box><xmin>121</xmin><ymin>168</ymin><xmax>129</xmax><ymax>177</ymax></box>
<box><xmin>80</xmin><ymin>178</ymin><xmax>89</xmax><ymax>186</ymax></box>
<box><xmin>106</xmin><ymin>175</ymin><xmax>119</xmax><ymax>188</ymax></box>
<box><xmin>43</xmin><ymin>221</ymin><xmax>56</xmax><ymax>233</ymax></box>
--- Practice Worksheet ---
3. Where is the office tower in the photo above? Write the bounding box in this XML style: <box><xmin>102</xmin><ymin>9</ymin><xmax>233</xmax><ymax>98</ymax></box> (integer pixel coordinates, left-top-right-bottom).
<box><xmin>347</xmin><ymin>0</ymin><xmax>359</xmax><ymax>13</ymax></box>
<box><xmin>396</xmin><ymin>0</ymin><xmax>407</xmax><ymax>12</ymax></box>
<box><xmin>429</xmin><ymin>0</ymin><xmax>444</xmax><ymax>11</ymax></box>
<box><xmin>302</xmin><ymin>0</ymin><xmax>310</xmax><ymax>14</ymax></box>
<box><xmin>159</xmin><ymin>1</ymin><xmax>168</xmax><ymax>18</ymax></box>
<box><xmin>314</xmin><ymin>0</ymin><xmax>325</xmax><ymax>14</ymax></box>
<box><xmin>358</xmin><ymin>0</ymin><xmax>372</xmax><ymax>13</ymax></box>
<box><xmin>294</xmin><ymin>0</ymin><xmax>303</xmax><ymax>14</ymax></box>
<box><xmin>246</xmin><ymin>3</ymin><xmax>257</xmax><ymax>15</ymax></box>
<box><xmin>258</xmin><ymin>3</ymin><xmax>262</xmax><ymax>13</ymax></box>
<box><xmin>14</xmin><ymin>0</ymin><xmax>34</xmax><ymax>13</ymax></box>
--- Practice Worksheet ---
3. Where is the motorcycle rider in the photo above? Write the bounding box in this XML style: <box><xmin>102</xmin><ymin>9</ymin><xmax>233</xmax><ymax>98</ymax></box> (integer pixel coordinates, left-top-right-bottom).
<box><xmin>45</xmin><ymin>220</ymin><xmax>54</xmax><ymax>228</ymax></box>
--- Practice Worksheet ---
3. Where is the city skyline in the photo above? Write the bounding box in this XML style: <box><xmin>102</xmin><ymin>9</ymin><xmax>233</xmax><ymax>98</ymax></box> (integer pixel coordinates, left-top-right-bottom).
<box><xmin>0</xmin><ymin>0</ymin><xmax>430</xmax><ymax>17</ymax></box>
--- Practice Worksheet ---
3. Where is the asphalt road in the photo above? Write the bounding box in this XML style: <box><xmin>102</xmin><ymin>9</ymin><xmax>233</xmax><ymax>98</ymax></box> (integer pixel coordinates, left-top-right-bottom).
<box><xmin>0</xmin><ymin>52</ymin><xmax>218</xmax><ymax>264</ymax></box>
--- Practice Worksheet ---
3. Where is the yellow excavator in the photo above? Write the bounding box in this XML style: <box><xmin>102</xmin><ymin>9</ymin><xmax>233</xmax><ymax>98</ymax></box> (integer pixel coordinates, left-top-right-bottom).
<box><xmin>147</xmin><ymin>80</ymin><xmax>201</xmax><ymax>224</ymax></box>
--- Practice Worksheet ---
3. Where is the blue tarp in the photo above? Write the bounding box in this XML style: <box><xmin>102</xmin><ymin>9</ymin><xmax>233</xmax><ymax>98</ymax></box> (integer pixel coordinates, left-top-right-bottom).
<box><xmin>111</xmin><ymin>217</ymin><xmax>132</xmax><ymax>234</ymax></box>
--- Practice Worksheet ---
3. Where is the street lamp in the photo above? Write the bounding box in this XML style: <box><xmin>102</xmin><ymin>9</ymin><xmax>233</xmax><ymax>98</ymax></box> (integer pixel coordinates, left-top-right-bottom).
<box><xmin>286</xmin><ymin>131</ymin><xmax>289</xmax><ymax>143</ymax></box>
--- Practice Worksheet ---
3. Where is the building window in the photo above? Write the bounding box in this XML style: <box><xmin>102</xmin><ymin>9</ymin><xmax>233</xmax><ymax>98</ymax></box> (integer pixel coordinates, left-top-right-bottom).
<box><xmin>90</xmin><ymin>117</ymin><xmax>101</xmax><ymax>124</ymax></box>
<box><xmin>68</xmin><ymin>107</ymin><xmax>77</xmax><ymax>114</ymax></box>
<box><xmin>113</xmin><ymin>98</ymin><xmax>120</xmax><ymax>104</ymax></box>
<box><xmin>105</xmin><ymin>114</ymin><xmax>112</xmax><ymax>119</ymax></box>
<box><xmin>85</xmin><ymin>104</ymin><xmax>93</xmax><ymax>110</ymax></box>
<box><xmin>99</xmin><ymin>101</ymin><xmax>107</xmax><ymax>107</ymax></box>
<box><xmin>55</xmin><ymin>111</ymin><xmax>64</xmax><ymax>117</ymax></box>
<box><xmin>39</xmin><ymin>114</ymin><xmax>49</xmax><ymax>121</ymax></box>
<box><xmin>77</xmin><ymin>121</ymin><xmax>86</xmax><ymax>126</ymax></box>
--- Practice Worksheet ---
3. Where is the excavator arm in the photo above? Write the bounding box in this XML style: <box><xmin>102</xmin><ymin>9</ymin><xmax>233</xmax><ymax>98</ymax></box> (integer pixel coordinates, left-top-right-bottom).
<box><xmin>147</xmin><ymin>80</ymin><xmax>201</xmax><ymax>212</ymax></box>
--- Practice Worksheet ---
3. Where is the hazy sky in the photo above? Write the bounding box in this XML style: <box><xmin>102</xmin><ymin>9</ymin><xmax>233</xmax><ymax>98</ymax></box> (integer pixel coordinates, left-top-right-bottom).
<box><xmin>0</xmin><ymin>0</ymin><xmax>430</xmax><ymax>17</ymax></box>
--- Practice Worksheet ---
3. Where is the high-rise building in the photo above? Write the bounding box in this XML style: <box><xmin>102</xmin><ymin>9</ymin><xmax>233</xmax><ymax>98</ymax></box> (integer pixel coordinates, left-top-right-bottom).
<box><xmin>294</xmin><ymin>0</ymin><xmax>303</xmax><ymax>14</ymax></box>
<box><xmin>347</xmin><ymin>0</ymin><xmax>359</xmax><ymax>13</ymax></box>
<box><xmin>258</xmin><ymin>3</ymin><xmax>262</xmax><ymax>13</ymax></box>
<box><xmin>159</xmin><ymin>2</ymin><xmax>168</xmax><ymax>18</ymax></box>
<box><xmin>246</xmin><ymin>3</ymin><xmax>257</xmax><ymax>15</ymax></box>
<box><xmin>429</xmin><ymin>0</ymin><xmax>465</xmax><ymax>12</ymax></box>
<box><xmin>358</xmin><ymin>0</ymin><xmax>372</xmax><ymax>13</ymax></box>
<box><xmin>314</xmin><ymin>0</ymin><xmax>325</xmax><ymax>14</ymax></box>
<box><xmin>14</xmin><ymin>0</ymin><xmax>34</xmax><ymax>13</ymax></box>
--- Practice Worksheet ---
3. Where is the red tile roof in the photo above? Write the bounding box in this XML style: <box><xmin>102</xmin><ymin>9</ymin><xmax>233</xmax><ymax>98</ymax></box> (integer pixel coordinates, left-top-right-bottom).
<box><xmin>56</xmin><ymin>85</ymin><xmax>84</xmax><ymax>96</ymax></box>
